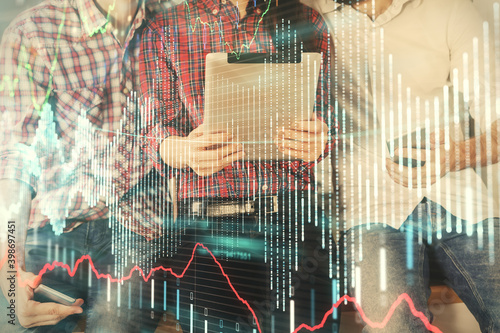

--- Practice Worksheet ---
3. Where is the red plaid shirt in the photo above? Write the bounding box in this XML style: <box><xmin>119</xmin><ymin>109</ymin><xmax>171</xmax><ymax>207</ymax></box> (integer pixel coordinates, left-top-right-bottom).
<box><xmin>140</xmin><ymin>0</ymin><xmax>335</xmax><ymax>200</ymax></box>
<box><xmin>0</xmin><ymin>0</ymin><xmax>174</xmax><ymax>239</ymax></box>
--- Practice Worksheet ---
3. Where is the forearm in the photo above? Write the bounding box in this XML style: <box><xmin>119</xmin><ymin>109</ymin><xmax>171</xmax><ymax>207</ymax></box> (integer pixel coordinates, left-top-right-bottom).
<box><xmin>0</xmin><ymin>179</ymin><xmax>31</xmax><ymax>271</ymax></box>
<box><xmin>455</xmin><ymin>120</ymin><xmax>500</xmax><ymax>170</ymax></box>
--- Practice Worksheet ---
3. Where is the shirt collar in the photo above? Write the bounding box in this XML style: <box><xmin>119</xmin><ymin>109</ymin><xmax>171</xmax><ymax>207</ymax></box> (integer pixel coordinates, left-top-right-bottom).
<box><xmin>145</xmin><ymin>0</ymin><xmax>184</xmax><ymax>16</ymax></box>
<box><xmin>73</xmin><ymin>0</ymin><xmax>150</xmax><ymax>37</ymax></box>
<box><xmin>330</xmin><ymin>0</ymin><xmax>422</xmax><ymax>17</ymax></box>
<box><xmin>301</xmin><ymin>0</ymin><xmax>339</xmax><ymax>14</ymax></box>
<box><xmin>74</xmin><ymin>0</ymin><xmax>109</xmax><ymax>37</ymax></box>
<box><xmin>376</xmin><ymin>0</ymin><xmax>421</xmax><ymax>24</ymax></box>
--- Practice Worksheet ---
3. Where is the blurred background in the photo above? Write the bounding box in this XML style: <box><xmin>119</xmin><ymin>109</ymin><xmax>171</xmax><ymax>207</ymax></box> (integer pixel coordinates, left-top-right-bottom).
<box><xmin>0</xmin><ymin>0</ymin><xmax>43</xmax><ymax>36</ymax></box>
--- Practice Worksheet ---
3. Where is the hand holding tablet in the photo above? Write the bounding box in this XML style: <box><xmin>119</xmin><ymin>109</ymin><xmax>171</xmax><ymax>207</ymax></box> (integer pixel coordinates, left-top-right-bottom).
<box><xmin>275</xmin><ymin>113</ymin><xmax>328</xmax><ymax>162</ymax></box>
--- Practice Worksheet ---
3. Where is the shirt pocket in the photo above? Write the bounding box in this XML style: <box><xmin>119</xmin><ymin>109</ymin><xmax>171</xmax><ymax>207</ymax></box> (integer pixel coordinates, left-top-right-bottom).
<box><xmin>50</xmin><ymin>87</ymin><xmax>105</xmax><ymax>153</ymax></box>
<box><xmin>52</xmin><ymin>86</ymin><xmax>104</xmax><ymax>124</ymax></box>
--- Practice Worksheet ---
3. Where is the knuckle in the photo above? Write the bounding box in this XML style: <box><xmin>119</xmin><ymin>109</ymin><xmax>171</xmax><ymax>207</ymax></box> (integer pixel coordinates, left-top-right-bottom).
<box><xmin>48</xmin><ymin>307</ymin><xmax>60</xmax><ymax>316</ymax></box>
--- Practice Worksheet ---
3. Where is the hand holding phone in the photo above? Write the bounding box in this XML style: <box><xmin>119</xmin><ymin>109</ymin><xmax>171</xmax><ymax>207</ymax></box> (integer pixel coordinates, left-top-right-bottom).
<box><xmin>386</xmin><ymin>128</ymin><xmax>457</xmax><ymax>188</ymax></box>
<box><xmin>387</xmin><ymin>129</ymin><xmax>427</xmax><ymax>168</ymax></box>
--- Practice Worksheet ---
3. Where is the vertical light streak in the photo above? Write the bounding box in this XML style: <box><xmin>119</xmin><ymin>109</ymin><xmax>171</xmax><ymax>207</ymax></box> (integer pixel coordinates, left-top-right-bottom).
<box><xmin>164</xmin><ymin>281</ymin><xmax>167</xmax><ymax>311</ymax></box>
<box><xmin>190</xmin><ymin>304</ymin><xmax>193</xmax><ymax>333</ymax></box>
<box><xmin>332</xmin><ymin>279</ymin><xmax>338</xmax><ymax>320</ymax></box>
<box><xmin>151</xmin><ymin>278</ymin><xmax>155</xmax><ymax>309</ymax></box>
<box><xmin>471</xmin><ymin>37</ymin><xmax>484</xmax><ymax>246</ymax></box>
<box><xmin>128</xmin><ymin>283</ymin><xmax>131</xmax><ymax>310</ymax></box>
<box><xmin>176</xmin><ymin>289</ymin><xmax>180</xmax><ymax>320</ymax></box>
<box><xmin>88</xmin><ymin>261</ymin><xmax>92</xmax><ymax>288</ymax></box>
<box><xmin>380</xmin><ymin>247</ymin><xmax>387</xmax><ymax>292</ymax></box>
<box><xmin>107</xmin><ymin>277</ymin><xmax>111</xmax><ymax>302</ymax></box>
<box><xmin>462</xmin><ymin>52</ymin><xmax>473</xmax><ymax>236</ymax></box>
<box><xmin>310</xmin><ymin>289</ymin><xmax>315</xmax><ymax>326</ymax></box>
<box><xmin>406</xmin><ymin>224</ymin><xmax>414</xmax><ymax>271</ymax></box>
<box><xmin>355</xmin><ymin>266</ymin><xmax>361</xmax><ymax>307</ymax></box>
<box><xmin>433</xmin><ymin>97</ymin><xmax>442</xmax><ymax>240</ymax></box>
<box><xmin>117</xmin><ymin>282</ymin><xmax>121</xmax><ymax>308</ymax></box>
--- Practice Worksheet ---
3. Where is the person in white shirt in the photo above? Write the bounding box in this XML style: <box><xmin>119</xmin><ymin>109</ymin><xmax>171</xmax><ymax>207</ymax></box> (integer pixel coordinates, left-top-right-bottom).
<box><xmin>305</xmin><ymin>0</ymin><xmax>500</xmax><ymax>331</ymax></box>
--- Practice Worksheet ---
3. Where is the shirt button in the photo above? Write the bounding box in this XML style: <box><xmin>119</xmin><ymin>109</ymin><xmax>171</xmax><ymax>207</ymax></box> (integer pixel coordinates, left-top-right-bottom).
<box><xmin>256</xmin><ymin>8</ymin><xmax>262</xmax><ymax>14</ymax></box>
<box><xmin>212</xmin><ymin>9</ymin><xmax>218</xmax><ymax>15</ymax></box>
<box><xmin>262</xmin><ymin>185</ymin><xmax>268</xmax><ymax>191</ymax></box>
<box><xmin>122</xmin><ymin>87</ymin><xmax>130</xmax><ymax>95</ymax></box>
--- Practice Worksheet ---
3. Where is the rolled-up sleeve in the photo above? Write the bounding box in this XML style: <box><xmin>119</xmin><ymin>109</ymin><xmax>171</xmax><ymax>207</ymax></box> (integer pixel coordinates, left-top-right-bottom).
<box><xmin>0</xmin><ymin>27</ymin><xmax>48</xmax><ymax>196</ymax></box>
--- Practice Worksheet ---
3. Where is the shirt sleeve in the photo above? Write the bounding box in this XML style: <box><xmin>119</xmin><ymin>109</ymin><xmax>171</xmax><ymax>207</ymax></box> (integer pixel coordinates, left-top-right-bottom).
<box><xmin>140</xmin><ymin>21</ymin><xmax>193</xmax><ymax>176</ymax></box>
<box><xmin>0</xmin><ymin>26</ymin><xmax>47</xmax><ymax>195</ymax></box>
<box><xmin>0</xmin><ymin>23</ymin><xmax>156</xmax><ymax>234</ymax></box>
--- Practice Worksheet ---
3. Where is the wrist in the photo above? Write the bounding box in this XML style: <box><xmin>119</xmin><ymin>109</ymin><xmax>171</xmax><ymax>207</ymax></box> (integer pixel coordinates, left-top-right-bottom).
<box><xmin>453</xmin><ymin>139</ymin><xmax>473</xmax><ymax>171</ymax></box>
<box><xmin>160</xmin><ymin>136</ymin><xmax>189</xmax><ymax>169</ymax></box>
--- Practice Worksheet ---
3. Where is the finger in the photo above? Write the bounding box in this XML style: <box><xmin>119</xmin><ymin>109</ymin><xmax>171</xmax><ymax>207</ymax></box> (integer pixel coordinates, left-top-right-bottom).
<box><xmin>21</xmin><ymin>310</ymin><xmax>82</xmax><ymax>328</ymax></box>
<box><xmin>21</xmin><ymin>308</ymin><xmax>82</xmax><ymax>328</ymax></box>
<box><xmin>192</xmin><ymin>133</ymin><xmax>233</xmax><ymax>149</ymax></box>
<box><xmin>278</xmin><ymin>129</ymin><xmax>325</xmax><ymax>142</ymax></box>
<box><xmin>72</xmin><ymin>298</ymin><xmax>84</xmax><ymax>307</ymax></box>
<box><xmin>31</xmin><ymin>301</ymin><xmax>83</xmax><ymax>317</ymax></box>
<box><xmin>277</xmin><ymin>139</ymin><xmax>321</xmax><ymax>153</ymax></box>
<box><xmin>430</xmin><ymin>129</ymin><xmax>446</xmax><ymax>143</ymax></box>
<box><xmin>219</xmin><ymin>150</ymin><xmax>246</xmax><ymax>167</ymax></box>
<box><xmin>25</xmin><ymin>285</ymin><xmax>34</xmax><ymax>300</ymax></box>
<box><xmin>216</xmin><ymin>144</ymin><xmax>243</xmax><ymax>160</ymax></box>
<box><xmin>385</xmin><ymin>158</ymin><xmax>410</xmax><ymax>187</ymax></box>
<box><xmin>387</xmin><ymin>158</ymin><xmax>433</xmax><ymax>187</ymax></box>
<box><xmin>192</xmin><ymin>151</ymin><xmax>245</xmax><ymax>176</ymax></box>
<box><xmin>193</xmin><ymin>144</ymin><xmax>242</xmax><ymax>162</ymax></box>
<box><xmin>291</xmin><ymin>119</ymin><xmax>327</xmax><ymax>133</ymax></box>
<box><xmin>19</xmin><ymin>301</ymin><xmax>83</xmax><ymax>327</ymax></box>
<box><xmin>18</xmin><ymin>270</ymin><xmax>41</xmax><ymax>289</ymax></box>
<box><xmin>393</xmin><ymin>148</ymin><xmax>428</xmax><ymax>163</ymax></box>
<box><xmin>189</xmin><ymin>128</ymin><xmax>204</xmax><ymax>138</ymax></box>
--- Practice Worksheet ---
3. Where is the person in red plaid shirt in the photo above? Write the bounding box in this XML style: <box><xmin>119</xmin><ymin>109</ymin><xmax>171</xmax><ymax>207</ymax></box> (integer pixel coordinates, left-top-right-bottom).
<box><xmin>140</xmin><ymin>0</ymin><xmax>339</xmax><ymax>331</ymax></box>
<box><xmin>0</xmin><ymin>0</ymin><xmax>179</xmax><ymax>331</ymax></box>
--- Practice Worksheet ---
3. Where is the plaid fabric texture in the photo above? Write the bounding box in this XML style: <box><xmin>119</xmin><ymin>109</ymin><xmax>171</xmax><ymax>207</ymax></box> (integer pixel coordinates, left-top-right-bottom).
<box><xmin>0</xmin><ymin>0</ymin><xmax>174</xmax><ymax>238</ymax></box>
<box><xmin>140</xmin><ymin>0</ymin><xmax>335</xmax><ymax>199</ymax></box>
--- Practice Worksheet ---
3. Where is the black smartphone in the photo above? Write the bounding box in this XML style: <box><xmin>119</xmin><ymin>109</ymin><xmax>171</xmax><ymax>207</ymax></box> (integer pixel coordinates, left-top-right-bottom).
<box><xmin>387</xmin><ymin>129</ymin><xmax>427</xmax><ymax>168</ymax></box>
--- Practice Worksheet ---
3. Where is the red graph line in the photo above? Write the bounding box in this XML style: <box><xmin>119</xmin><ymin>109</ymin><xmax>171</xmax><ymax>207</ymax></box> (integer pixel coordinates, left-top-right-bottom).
<box><xmin>292</xmin><ymin>294</ymin><xmax>442</xmax><ymax>333</ymax></box>
<box><xmin>1</xmin><ymin>243</ymin><xmax>442</xmax><ymax>333</ymax></box>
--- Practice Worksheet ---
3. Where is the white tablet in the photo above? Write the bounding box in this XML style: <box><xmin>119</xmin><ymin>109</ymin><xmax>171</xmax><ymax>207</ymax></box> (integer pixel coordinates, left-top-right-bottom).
<box><xmin>204</xmin><ymin>52</ymin><xmax>322</xmax><ymax>161</ymax></box>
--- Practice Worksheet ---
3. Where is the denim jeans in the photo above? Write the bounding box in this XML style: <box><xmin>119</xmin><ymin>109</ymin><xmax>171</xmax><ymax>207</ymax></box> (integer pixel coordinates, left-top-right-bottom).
<box><xmin>0</xmin><ymin>220</ymin><xmax>158</xmax><ymax>333</ymax></box>
<box><xmin>152</xmin><ymin>195</ymin><xmax>338</xmax><ymax>333</ymax></box>
<box><xmin>344</xmin><ymin>199</ymin><xmax>500</xmax><ymax>332</ymax></box>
